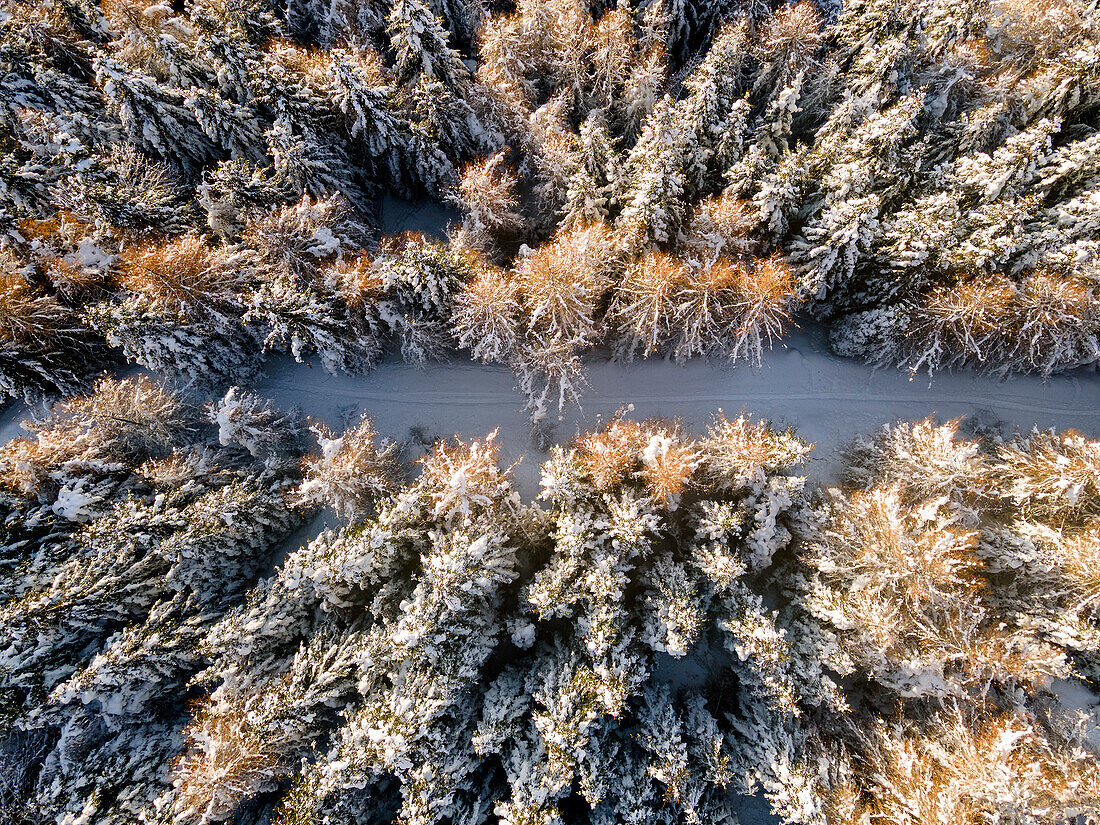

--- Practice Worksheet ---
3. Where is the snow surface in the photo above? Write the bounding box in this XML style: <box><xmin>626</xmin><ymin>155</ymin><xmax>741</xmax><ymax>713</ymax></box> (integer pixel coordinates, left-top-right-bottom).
<box><xmin>0</xmin><ymin>403</ymin><xmax>27</xmax><ymax>447</ymax></box>
<box><xmin>51</xmin><ymin>484</ymin><xmax>98</xmax><ymax>522</ymax></box>
<box><xmin>380</xmin><ymin>193</ymin><xmax>458</xmax><ymax>238</ymax></box>
<box><xmin>253</xmin><ymin>320</ymin><xmax>1100</xmax><ymax>498</ymax></box>
<box><xmin>1052</xmin><ymin>678</ymin><xmax>1100</xmax><ymax>753</ymax></box>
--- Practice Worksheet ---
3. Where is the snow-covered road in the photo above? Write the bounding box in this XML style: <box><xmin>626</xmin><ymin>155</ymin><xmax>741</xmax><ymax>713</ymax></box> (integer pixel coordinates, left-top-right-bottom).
<box><xmin>252</xmin><ymin>320</ymin><xmax>1100</xmax><ymax>495</ymax></box>
<box><xmin>267</xmin><ymin>194</ymin><xmax>1100</xmax><ymax>493</ymax></box>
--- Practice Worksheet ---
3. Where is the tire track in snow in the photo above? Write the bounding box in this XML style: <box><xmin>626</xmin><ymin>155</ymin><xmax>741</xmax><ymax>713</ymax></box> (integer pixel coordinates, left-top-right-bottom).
<box><xmin>256</xmin><ymin>376</ymin><xmax>1100</xmax><ymax>418</ymax></box>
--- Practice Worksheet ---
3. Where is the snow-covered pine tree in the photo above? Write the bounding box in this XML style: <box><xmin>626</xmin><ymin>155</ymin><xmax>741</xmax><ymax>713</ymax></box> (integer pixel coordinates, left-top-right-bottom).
<box><xmin>61</xmin><ymin>145</ymin><xmax>197</xmax><ymax>237</ymax></box>
<box><xmin>452</xmin><ymin>257</ymin><xmax>522</xmax><ymax>364</ymax></box>
<box><xmin>383</xmin><ymin>0</ymin><xmax>501</xmax><ymax>198</ymax></box>
<box><xmin>287</xmin><ymin>0</ymin><xmax>386</xmax><ymax>48</ymax></box>
<box><xmin>986</xmin><ymin>426</ymin><xmax>1100</xmax><ymax>682</ymax></box>
<box><xmin>208</xmin><ymin>386</ymin><xmax>305</xmax><ymax>466</ymax></box>
<box><xmin>388</xmin><ymin>0</ymin><xmax>468</xmax><ymax>87</ymax></box>
<box><xmin>0</xmin><ymin>257</ymin><xmax>110</xmax><ymax>403</ymax></box>
<box><xmin>373</xmin><ymin>230</ymin><xmax>473</xmax><ymax>364</ymax></box>
<box><xmin>160</xmin><ymin>413</ymin><xmax>830</xmax><ymax>825</ymax></box>
<box><xmin>4</xmin><ymin>0</ymin><xmax>1100</xmax><ymax>389</ymax></box>
<box><xmin>241</xmin><ymin>193</ymin><xmax>383</xmax><ymax>375</ymax></box>
<box><xmin>607</xmin><ymin>248</ymin><xmax>689</xmax><ymax>361</ymax></box>
<box><xmin>729</xmin><ymin>254</ymin><xmax>799</xmax><ymax>365</ymax></box>
<box><xmin>163</xmin><ymin>430</ymin><xmax>529</xmax><ymax>824</ymax></box>
<box><xmin>94</xmin><ymin>55</ymin><xmax>220</xmax><ymax>170</ymax></box>
<box><xmin>294</xmin><ymin>415</ymin><xmax>400</xmax><ymax>519</ymax></box>
<box><xmin>0</xmin><ymin>377</ymin><xmax>306</xmax><ymax>824</ymax></box>
<box><xmin>679</xmin><ymin>193</ymin><xmax>758</xmax><ymax>266</ymax></box>
<box><xmin>328</xmin><ymin>46</ymin><xmax>422</xmax><ymax>198</ymax></box>
<box><xmin>451</xmin><ymin>150</ymin><xmax>524</xmax><ymax>254</ymax></box>
<box><xmin>792</xmin><ymin>416</ymin><xmax>1100</xmax><ymax>824</ymax></box>
<box><xmin>617</xmin><ymin>97</ymin><xmax>695</xmax><ymax>247</ymax></box>
<box><xmin>196</xmin><ymin>158</ymin><xmax>287</xmax><ymax>240</ymax></box>
<box><xmin>560</xmin><ymin>110</ymin><xmax>624</xmax><ymax>229</ymax></box>
<box><xmin>85</xmin><ymin>232</ymin><xmax>260</xmax><ymax>390</ymax></box>
<box><xmin>832</xmin><ymin>269</ymin><xmax>1100</xmax><ymax>377</ymax></box>
<box><xmin>511</xmin><ymin>221</ymin><xmax>617</xmax><ymax>420</ymax></box>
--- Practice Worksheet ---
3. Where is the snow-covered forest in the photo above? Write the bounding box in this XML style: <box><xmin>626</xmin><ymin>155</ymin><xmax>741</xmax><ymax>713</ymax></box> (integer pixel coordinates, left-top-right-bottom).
<box><xmin>1</xmin><ymin>379</ymin><xmax>1099</xmax><ymax>824</ymax></box>
<box><xmin>2</xmin><ymin>0</ymin><xmax>1100</xmax><ymax>822</ymax></box>
<box><xmin>3</xmin><ymin>0</ymin><xmax>1100</xmax><ymax>417</ymax></box>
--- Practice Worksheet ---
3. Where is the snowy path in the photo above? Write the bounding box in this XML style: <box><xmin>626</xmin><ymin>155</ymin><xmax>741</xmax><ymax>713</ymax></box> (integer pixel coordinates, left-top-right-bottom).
<box><xmin>254</xmin><ymin>320</ymin><xmax>1100</xmax><ymax>496</ymax></box>
<box><xmin>0</xmin><ymin>192</ymin><xmax>1092</xmax><ymax>499</ymax></box>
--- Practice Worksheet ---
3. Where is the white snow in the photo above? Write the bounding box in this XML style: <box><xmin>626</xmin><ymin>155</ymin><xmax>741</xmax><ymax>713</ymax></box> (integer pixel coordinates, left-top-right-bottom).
<box><xmin>1051</xmin><ymin>678</ymin><xmax>1100</xmax><ymax>753</ymax></box>
<box><xmin>380</xmin><ymin>194</ymin><xmax>459</xmax><ymax>237</ymax></box>
<box><xmin>642</xmin><ymin>434</ymin><xmax>674</xmax><ymax>466</ymax></box>
<box><xmin>311</xmin><ymin>225</ymin><xmax>340</xmax><ymax>256</ymax></box>
<box><xmin>213</xmin><ymin>392</ymin><xmax>240</xmax><ymax>446</ymax></box>
<box><xmin>251</xmin><ymin>322</ymin><xmax>1100</xmax><ymax>497</ymax></box>
<box><xmin>52</xmin><ymin>485</ymin><xmax>98</xmax><ymax>522</ymax></box>
<box><xmin>0</xmin><ymin>406</ymin><xmax>29</xmax><ymax>447</ymax></box>
<box><xmin>510</xmin><ymin>619</ymin><xmax>536</xmax><ymax>649</ymax></box>
<box><xmin>73</xmin><ymin>237</ymin><xmax>113</xmax><ymax>270</ymax></box>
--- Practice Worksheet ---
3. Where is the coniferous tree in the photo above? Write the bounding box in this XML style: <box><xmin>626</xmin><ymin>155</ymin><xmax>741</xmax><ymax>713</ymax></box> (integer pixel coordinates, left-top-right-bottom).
<box><xmin>0</xmin><ymin>377</ymin><xmax>306</xmax><ymax>824</ymax></box>
<box><xmin>241</xmin><ymin>193</ymin><xmax>381</xmax><ymax>375</ymax></box>
<box><xmin>85</xmin><ymin>233</ymin><xmax>260</xmax><ymax>390</ymax></box>
<box><xmin>788</xmin><ymin>416</ymin><xmax>1100</xmax><ymax>824</ymax></box>
<box><xmin>373</xmin><ymin>230</ymin><xmax>473</xmax><ymax>364</ymax></box>
<box><xmin>0</xmin><ymin>259</ymin><xmax>110</xmax><ymax>403</ymax></box>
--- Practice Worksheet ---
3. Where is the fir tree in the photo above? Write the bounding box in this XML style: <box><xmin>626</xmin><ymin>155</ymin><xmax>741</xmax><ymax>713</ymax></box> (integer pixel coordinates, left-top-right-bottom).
<box><xmin>0</xmin><ymin>378</ymin><xmax>306</xmax><ymax>824</ymax></box>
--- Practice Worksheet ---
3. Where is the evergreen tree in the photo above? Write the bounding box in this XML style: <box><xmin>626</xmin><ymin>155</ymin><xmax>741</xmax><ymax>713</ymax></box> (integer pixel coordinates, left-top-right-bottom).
<box><xmin>0</xmin><ymin>378</ymin><xmax>306</xmax><ymax>824</ymax></box>
<box><xmin>0</xmin><ymin>262</ymin><xmax>109</xmax><ymax>403</ymax></box>
<box><xmin>160</xmin><ymin>414</ymin><xmax>827</xmax><ymax>825</ymax></box>
<box><xmin>241</xmin><ymin>194</ymin><xmax>381</xmax><ymax>375</ymax></box>
<box><xmin>388</xmin><ymin>0</ymin><xmax>469</xmax><ymax>87</ymax></box>
<box><xmin>85</xmin><ymin>234</ymin><xmax>260</xmax><ymax>390</ymax></box>
<box><xmin>374</xmin><ymin>231</ymin><xmax>473</xmax><ymax>364</ymax></box>
<box><xmin>791</xmin><ymin>416</ymin><xmax>1100</xmax><ymax>824</ymax></box>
